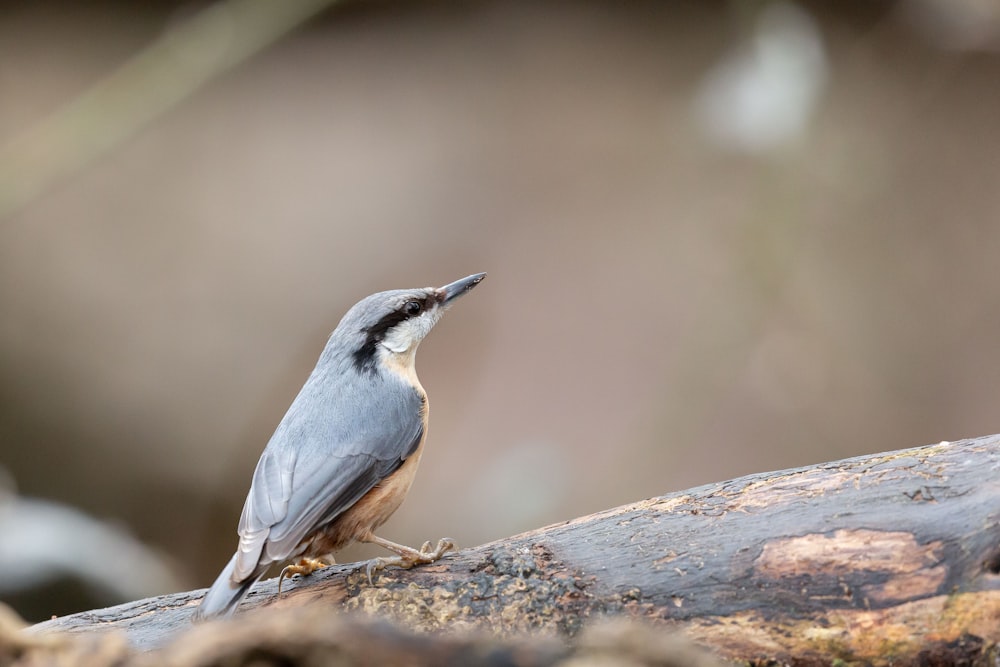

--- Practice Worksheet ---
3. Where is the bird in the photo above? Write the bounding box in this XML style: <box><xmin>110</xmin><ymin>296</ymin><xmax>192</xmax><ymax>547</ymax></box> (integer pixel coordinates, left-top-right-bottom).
<box><xmin>194</xmin><ymin>272</ymin><xmax>486</xmax><ymax>619</ymax></box>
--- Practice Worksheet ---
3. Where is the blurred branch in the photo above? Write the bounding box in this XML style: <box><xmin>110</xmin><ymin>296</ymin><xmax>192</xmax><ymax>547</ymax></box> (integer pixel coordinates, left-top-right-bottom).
<box><xmin>0</xmin><ymin>0</ymin><xmax>337</xmax><ymax>221</ymax></box>
<box><xmin>6</xmin><ymin>605</ymin><xmax>726</xmax><ymax>667</ymax></box>
<box><xmin>26</xmin><ymin>435</ymin><xmax>1000</xmax><ymax>665</ymax></box>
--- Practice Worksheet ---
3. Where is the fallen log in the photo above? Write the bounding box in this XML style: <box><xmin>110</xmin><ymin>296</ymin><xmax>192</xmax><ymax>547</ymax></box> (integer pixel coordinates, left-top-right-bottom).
<box><xmin>30</xmin><ymin>435</ymin><xmax>1000</xmax><ymax>665</ymax></box>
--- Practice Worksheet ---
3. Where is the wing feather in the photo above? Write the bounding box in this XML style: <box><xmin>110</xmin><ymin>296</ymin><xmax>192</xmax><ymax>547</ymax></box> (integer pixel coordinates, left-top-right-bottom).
<box><xmin>231</xmin><ymin>368</ymin><xmax>424</xmax><ymax>582</ymax></box>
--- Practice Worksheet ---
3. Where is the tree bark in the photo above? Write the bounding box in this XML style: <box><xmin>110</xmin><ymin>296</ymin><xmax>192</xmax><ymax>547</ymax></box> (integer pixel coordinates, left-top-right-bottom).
<box><xmin>29</xmin><ymin>435</ymin><xmax>1000</xmax><ymax>666</ymax></box>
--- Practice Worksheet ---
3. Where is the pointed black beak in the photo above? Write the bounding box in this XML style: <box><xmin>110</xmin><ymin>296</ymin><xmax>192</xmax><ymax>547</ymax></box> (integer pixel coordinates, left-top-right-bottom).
<box><xmin>439</xmin><ymin>272</ymin><xmax>486</xmax><ymax>305</ymax></box>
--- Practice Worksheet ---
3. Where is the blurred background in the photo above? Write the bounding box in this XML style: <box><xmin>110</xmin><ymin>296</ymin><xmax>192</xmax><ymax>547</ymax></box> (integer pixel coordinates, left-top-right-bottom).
<box><xmin>2</xmin><ymin>0</ymin><xmax>999</xmax><ymax>622</ymax></box>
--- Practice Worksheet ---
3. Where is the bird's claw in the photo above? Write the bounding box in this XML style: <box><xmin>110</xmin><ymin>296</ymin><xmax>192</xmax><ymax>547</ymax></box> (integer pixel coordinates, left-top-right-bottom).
<box><xmin>426</xmin><ymin>537</ymin><xmax>457</xmax><ymax>557</ymax></box>
<box><xmin>365</xmin><ymin>557</ymin><xmax>390</xmax><ymax>585</ymax></box>
<box><xmin>363</xmin><ymin>538</ymin><xmax>458</xmax><ymax>585</ymax></box>
<box><xmin>277</xmin><ymin>557</ymin><xmax>332</xmax><ymax>594</ymax></box>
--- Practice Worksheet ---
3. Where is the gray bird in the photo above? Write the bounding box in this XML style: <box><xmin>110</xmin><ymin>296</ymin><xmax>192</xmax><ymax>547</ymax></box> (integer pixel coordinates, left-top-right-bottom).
<box><xmin>195</xmin><ymin>273</ymin><xmax>486</xmax><ymax>619</ymax></box>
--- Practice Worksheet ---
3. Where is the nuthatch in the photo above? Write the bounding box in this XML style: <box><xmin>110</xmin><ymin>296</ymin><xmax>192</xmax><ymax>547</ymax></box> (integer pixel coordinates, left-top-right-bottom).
<box><xmin>195</xmin><ymin>273</ymin><xmax>486</xmax><ymax>619</ymax></box>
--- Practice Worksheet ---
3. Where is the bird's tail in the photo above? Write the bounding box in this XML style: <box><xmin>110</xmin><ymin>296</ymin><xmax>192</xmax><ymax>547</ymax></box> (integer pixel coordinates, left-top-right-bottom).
<box><xmin>192</xmin><ymin>553</ymin><xmax>257</xmax><ymax>621</ymax></box>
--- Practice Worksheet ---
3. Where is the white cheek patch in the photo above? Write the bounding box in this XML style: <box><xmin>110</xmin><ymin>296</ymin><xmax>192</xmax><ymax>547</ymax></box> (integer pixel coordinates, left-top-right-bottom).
<box><xmin>380</xmin><ymin>312</ymin><xmax>440</xmax><ymax>353</ymax></box>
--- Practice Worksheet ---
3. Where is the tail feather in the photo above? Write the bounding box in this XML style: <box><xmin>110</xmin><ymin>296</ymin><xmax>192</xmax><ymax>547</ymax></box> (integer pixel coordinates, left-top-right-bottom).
<box><xmin>193</xmin><ymin>553</ymin><xmax>258</xmax><ymax>621</ymax></box>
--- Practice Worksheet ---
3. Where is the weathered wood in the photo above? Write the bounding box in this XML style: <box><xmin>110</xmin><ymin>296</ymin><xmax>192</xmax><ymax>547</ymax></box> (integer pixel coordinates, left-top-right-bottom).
<box><xmin>31</xmin><ymin>435</ymin><xmax>1000</xmax><ymax>665</ymax></box>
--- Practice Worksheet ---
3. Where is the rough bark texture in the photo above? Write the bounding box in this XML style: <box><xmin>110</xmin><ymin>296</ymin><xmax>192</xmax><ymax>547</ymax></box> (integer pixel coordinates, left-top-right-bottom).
<box><xmin>24</xmin><ymin>435</ymin><xmax>1000</xmax><ymax>666</ymax></box>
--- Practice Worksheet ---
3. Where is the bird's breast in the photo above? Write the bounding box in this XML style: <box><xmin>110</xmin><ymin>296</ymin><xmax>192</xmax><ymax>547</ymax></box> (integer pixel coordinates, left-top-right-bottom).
<box><xmin>305</xmin><ymin>438</ymin><xmax>426</xmax><ymax>554</ymax></box>
<box><xmin>376</xmin><ymin>345</ymin><xmax>424</xmax><ymax>395</ymax></box>
<box><xmin>302</xmin><ymin>391</ymin><xmax>430</xmax><ymax>555</ymax></box>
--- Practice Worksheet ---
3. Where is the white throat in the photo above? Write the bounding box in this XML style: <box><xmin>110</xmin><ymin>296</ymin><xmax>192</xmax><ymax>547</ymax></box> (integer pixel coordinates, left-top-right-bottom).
<box><xmin>379</xmin><ymin>311</ymin><xmax>441</xmax><ymax>354</ymax></box>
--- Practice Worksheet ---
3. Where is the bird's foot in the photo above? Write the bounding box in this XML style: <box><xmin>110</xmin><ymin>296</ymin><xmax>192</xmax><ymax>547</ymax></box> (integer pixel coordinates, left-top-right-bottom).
<box><xmin>278</xmin><ymin>556</ymin><xmax>334</xmax><ymax>594</ymax></box>
<box><xmin>364</xmin><ymin>537</ymin><xmax>457</xmax><ymax>584</ymax></box>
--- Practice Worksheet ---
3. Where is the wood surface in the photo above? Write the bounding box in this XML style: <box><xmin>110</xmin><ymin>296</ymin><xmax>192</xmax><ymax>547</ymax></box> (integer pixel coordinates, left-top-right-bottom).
<box><xmin>26</xmin><ymin>435</ymin><xmax>1000</xmax><ymax>666</ymax></box>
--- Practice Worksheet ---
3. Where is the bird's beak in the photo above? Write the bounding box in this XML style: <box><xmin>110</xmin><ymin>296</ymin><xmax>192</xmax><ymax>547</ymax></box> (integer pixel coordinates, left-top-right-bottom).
<box><xmin>439</xmin><ymin>272</ymin><xmax>486</xmax><ymax>305</ymax></box>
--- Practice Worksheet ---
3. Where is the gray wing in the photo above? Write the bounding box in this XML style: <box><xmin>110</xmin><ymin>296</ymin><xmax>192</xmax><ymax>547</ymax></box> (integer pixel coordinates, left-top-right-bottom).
<box><xmin>232</xmin><ymin>370</ymin><xmax>424</xmax><ymax>582</ymax></box>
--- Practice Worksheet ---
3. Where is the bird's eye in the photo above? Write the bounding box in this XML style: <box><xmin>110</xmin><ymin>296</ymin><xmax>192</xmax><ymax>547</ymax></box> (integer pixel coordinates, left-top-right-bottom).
<box><xmin>404</xmin><ymin>300</ymin><xmax>422</xmax><ymax>316</ymax></box>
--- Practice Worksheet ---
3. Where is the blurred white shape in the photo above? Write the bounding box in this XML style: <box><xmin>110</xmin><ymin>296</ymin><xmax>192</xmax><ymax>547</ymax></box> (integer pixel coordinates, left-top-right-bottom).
<box><xmin>0</xmin><ymin>476</ymin><xmax>185</xmax><ymax>601</ymax></box>
<box><xmin>695</xmin><ymin>2</ymin><xmax>828</xmax><ymax>154</ymax></box>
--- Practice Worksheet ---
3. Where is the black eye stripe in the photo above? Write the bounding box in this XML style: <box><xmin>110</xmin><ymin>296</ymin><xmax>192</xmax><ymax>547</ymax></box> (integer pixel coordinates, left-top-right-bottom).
<box><xmin>352</xmin><ymin>296</ymin><xmax>431</xmax><ymax>372</ymax></box>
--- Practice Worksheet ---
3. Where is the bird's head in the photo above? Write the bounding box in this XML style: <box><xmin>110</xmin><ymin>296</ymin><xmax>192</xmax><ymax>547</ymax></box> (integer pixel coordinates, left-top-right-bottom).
<box><xmin>335</xmin><ymin>273</ymin><xmax>486</xmax><ymax>373</ymax></box>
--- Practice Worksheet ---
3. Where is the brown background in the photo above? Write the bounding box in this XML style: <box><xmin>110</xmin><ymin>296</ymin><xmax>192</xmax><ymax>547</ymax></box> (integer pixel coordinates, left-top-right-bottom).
<box><xmin>2</xmin><ymin>1</ymin><xmax>999</xmax><ymax>621</ymax></box>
